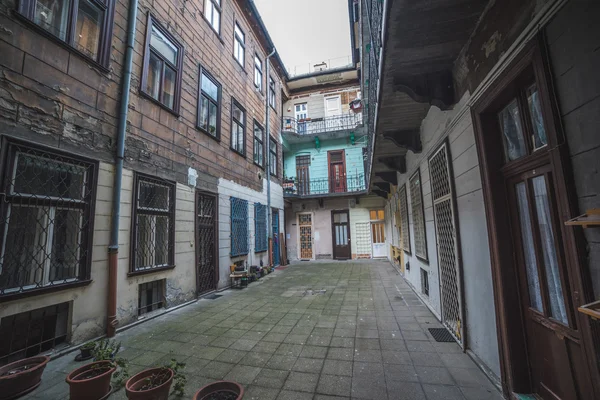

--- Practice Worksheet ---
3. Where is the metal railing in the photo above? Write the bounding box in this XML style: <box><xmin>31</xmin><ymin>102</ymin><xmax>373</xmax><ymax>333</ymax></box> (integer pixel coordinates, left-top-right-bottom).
<box><xmin>287</xmin><ymin>56</ymin><xmax>354</xmax><ymax>78</ymax></box>
<box><xmin>283</xmin><ymin>174</ymin><xmax>366</xmax><ymax>197</ymax></box>
<box><xmin>282</xmin><ymin>113</ymin><xmax>363</xmax><ymax>135</ymax></box>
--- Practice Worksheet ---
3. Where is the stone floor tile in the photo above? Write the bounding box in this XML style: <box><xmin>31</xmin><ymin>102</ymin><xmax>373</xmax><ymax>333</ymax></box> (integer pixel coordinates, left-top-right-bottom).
<box><xmin>293</xmin><ymin>357</ymin><xmax>325</xmax><ymax>373</ymax></box>
<box><xmin>401</xmin><ymin>330</ymin><xmax>429</xmax><ymax>340</ymax></box>
<box><xmin>284</xmin><ymin>334</ymin><xmax>310</xmax><ymax>345</ymax></box>
<box><xmin>356</xmin><ymin>329</ymin><xmax>380</xmax><ymax>339</ymax></box>
<box><xmin>386</xmin><ymin>381</ymin><xmax>426</xmax><ymax>399</ymax></box>
<box><xmin>354</xmin><ymin>338</ymin><xmax>381</xmax><ymax>350</ymax></box>
<box><xmin>215</xmin><ymin>348</ymin><xmax>247</xmax><ymax>364</ymax></box>
<box><xmin>253</xmin><ymin>341</ymin><xmax>281</xmax><ymax>354</ymax></box>
<box><xmin>252</xmin><ymin>368</ymin><xmax>290</xmax><ymax>389</ymax></box>
<box><xmin>438</xmin><ymin>353</ymin><xmax>478</xmax><ymax>369</ymax></box>
<box><xmin>378</xmin><ymin>330</ymin><xmax>403</xmax><ymax>340</ymax></box>
<box><xmin>448</xmin><ymin>367</ymin><xmax>495</xmax><ymax>388</ymax></box>
<box><xmin>334</xmin><ymin>328</ymin><xmax>356</xmax><ymax>337</ymax></box>
<box><xmin>409</xmin><ymin>352</ymin><xmax>443</xmax><ymax>367</ymax></box>
<box><xmin>266</xmin><ymin>355</ymin><xmax>298</xmax><ymax>371</ymax></box>
<box><xmin>422</xmin><ymin>384</ymin><xmax>466</xmax><ymax>400</ymax></box>
<box><xmin>354</xmin><ymin>349</ymin><xmax>383</xmax><ymax>363</ymax></box>
<box><xmin>244</xmin><ymin>385</ymin><xmax>280</xmax><ymax>400</ymax></box>
<box><xmin>384</xmin><ymin>363</ymin><xmax>419</xmax><ymax>383</ymax></box>
<box><xmin>330</xmin><ymin>337</ymin><xmax>354</xmax><ymax>348</ymax></box>
<box><xmin>224</xmin><ymin>365</ymin><xmax>262</xmax><ymax>384</ymax></box>
<box><xmin>238</xmin><ymin>352</ymin><xmax>272</xmax><ymax>368</ymax></box>
<box><xmin>307</xmin><ymin>335</ymin><xmax>333</xmax><ymax>347</ymax></box>
<box><xmin>327</xmin><ymin>347</ymin><xmax>354</xmax><ymax>361</ymax></box>
<box><xmin>316</xmin><ymin>374</ymin><xmax>352</xmax><ymax>397</ymax></box>
<box><xmin>381</xmin><ymin>350</ymin><xmax>411</xmax><ymax>365</ymax></box>
<box><xmin>277</xmin><ymin>390</ymin><xmax>314</xmax><ymax>400</ymax></box>
<box><xmin>414</xmin><ymin>366</ymin><xmax>455</xmax><ymax>385</ymax></box>
<box><xmin>314</xmin><ymin>395</ymin><xmax>349</xmax><ymax>400</ymax></box>
<box><xmin>460</xmin><ymin>386</ymin><xmax>504</xmax><ymax>400</ymax></box>
<box><xmin>300</xmin><ymin>345</ymin><xmax>329</xmax><ymax>359</ymax></box>
<box><xmin>322</xmin><ymin>359</ymin><xmax>353</xmax><ymax>376</ymax></box>
<box><xmin>203</xmin><ymin>361</ymin><xmax>236</xmax><ymax>379</ymax></box>
<box><xmin>276</xmin><ymin>343</ymin><xmax>304</xmax><ymax>357</ymax></box>
<box><xmin>209</xmin><ymin>336</ymin><xmax>237</xmax><ymax>348</ymax></box>
<box><xmin>380</xmin><ymin>339</ymin><xmax>407</xmax><ymax>351</ymax></box>
<box><xmin>283</xmin><ymin>371</ymin><xmax>319</xmax><ymax>392</ymax></box>
<box><xmin>405</xmin><ymin>340</ymin><xmax>437</xmax><ymax>353</ymax></box>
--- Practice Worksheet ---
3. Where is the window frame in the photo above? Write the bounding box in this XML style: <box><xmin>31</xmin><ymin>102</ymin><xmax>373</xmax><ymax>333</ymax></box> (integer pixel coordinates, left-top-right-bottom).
<box><xmin>17</xmin><ymin>0</ymin><xmax>115</xmax><ymax>69</ymax></box>
<box><xmin>269</xmin><ymin>136</ymin><xmax>277</xmax><ymax>177</ymax></box>
<box><xmin>254</xmin><ymin>203</ymin><xmax>267</xmax><ymax>253</ymax></box>
<box><xmin>130</xmin><ymin>173</ymin><xmax>176</xmax><ymax>276</ymax></box>
<box><xmin>269</xmin><ymin>76</ymin><xmax>276</xmax><ymax>110</ymax></box>
<box><xmin>140</xmin><ymin>13</ymin><xmax>184</xmax><ymax>115</ymax></box>
<box><xmin>0</xmin><ymin>138</ymin><xmax>98</xmax><ymax>301</ymax></box>
<box><xmin>254</xmin><ymin>54</ymin><xmax>263</xmax><ymax>91</ymax></box>
<box><xmin>409</xmin><ymin>169</ymin><xmax>428</xmax><ymax>262</ymax></box>
<box><xmin>398</xmin><ymin>184</ymin><xmax>411</xmax><ymax>255</ymax></box>
<box><xmin>204</xmin><ymin>0</ymin><xmax>222</xmax><ymax>35</ymax></box>
<box><xmin>197</xmin><ymin>65</ymin><xmax>222</xmax><ymax>140</ymax></box>
<box><xmin>253</xmin><ymin>120</ymin><xmax>265</xmax><ymax>169</ymax></box>
<box><xmin>230</xmin><ymin>197</ymin><xmax>249</xmax><ymax>257</ymax></box>
<box><xmin>230</xmin><ymin>98</ymin><xmax>246</xmax><ymax>156</ymax></box>
<box><xmin>233</xmin><ymin>21</ymin><xmax>245</xmax><ymax>68</ymax></box>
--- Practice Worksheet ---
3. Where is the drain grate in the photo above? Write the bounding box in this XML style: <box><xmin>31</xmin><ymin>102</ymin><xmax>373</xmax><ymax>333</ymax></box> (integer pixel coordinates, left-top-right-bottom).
<box><xmin>204</xmin><ymin>294</ymin><xmax>222</xmax><ymax>300</ymax></box>
<box><xmin>429</xmin><ymin>328</ymin><xmax>456</xmax><ymax>342</ymax></box>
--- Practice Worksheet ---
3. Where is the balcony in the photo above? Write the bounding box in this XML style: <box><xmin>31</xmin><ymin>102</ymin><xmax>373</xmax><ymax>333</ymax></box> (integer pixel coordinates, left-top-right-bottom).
<box><xmin>282</xmin><ymin>113</ymin><xmax>363</xmax><ymax>136</ymax></box>
<box><xmin>283</xmin><ymin>174</ymin><xmax>366</xmax><ymax>198</ymax></box>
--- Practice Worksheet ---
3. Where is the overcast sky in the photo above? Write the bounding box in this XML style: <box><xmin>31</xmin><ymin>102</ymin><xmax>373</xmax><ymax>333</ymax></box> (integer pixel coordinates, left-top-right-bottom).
<box><xmin>253</xmin><ymin>0</ymin><xmax>352</xmax><ymax>76</ymax></box>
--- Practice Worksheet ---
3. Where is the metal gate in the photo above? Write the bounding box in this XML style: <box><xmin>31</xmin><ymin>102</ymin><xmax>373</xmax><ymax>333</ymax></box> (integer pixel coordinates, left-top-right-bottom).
<box><xmin>355</xmin><ymin>222</ymin><xmax>372</xmax><ymax>258</ymax></box>
<box><xmin>429</xmin><ymin>141</ymin><xmax>464</xmax><ymax>345</ymax></box>
<box><xmin>196</xmin><ymin>192</ymin><xmax>217</xmax><ymax>295</ymax></box>
<box><xmin>299</xmin><ymin>213</ymin><xmax>313</xmax><ymax>259</ymax></box>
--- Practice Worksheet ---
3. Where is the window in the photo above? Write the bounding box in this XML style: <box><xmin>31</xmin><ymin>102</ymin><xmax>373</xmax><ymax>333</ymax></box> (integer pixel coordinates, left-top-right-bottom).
<box><xmin>253</xmin><ymin>120</ymin><xmax>264</xmax><ymax>168</ymax></box>
<box><xmin>269</xmin><ymin>77</ymin><xmax>276</xmax><ymax>109</ymax></box>
<box><xmin>0</xmin><ymin>302</ymin><xmax>69</xmax><ymax>364</ymax></box>
<box><xmin>197</xmin><ymin>67</ymin><xmax>221</xmax><ymax>139</ymax></box>
<box><xmin>230</xmin><ymin>197</ymin><xmax>248</xmax><ymax>256</ymax></box>
<box><xmin>409</xmin><ymin>169</ymin><xmax>428</xmax><ymax>261</ymax></box>
<box><xmin>138</xmin><ymin>280</ymin><xmax>165</xmax><ymax>316</ymax></box>
<box><xmin>399</xmin><ymin>184</ymin><xmax>411</xmax><ymax>254</ymax></box>
<box><xmin>231</xmin><ymin>99</ymin><xmax>245</xmax><ymax>155</ymax></box>
<box><xmin>254</xmin><ymin>203</ymin><xmax>267</xmax><ymax>252</ymax></box>
<box><xmin>0</xmin><ymin>141</ymin><xmax>96</xmax><ymax>297</ymax></box>
<box><xmin>204</xmin><ymin>0</ymin><xmax>221</xmax><ymax>34</ymax></box>
<box><xmin>17</xmin><ymin>0</ymin><xmax>114</xmax><ymax>67</ymax></box>
<box><xmin>141</xmin><ymin>15</ymin><xmax>183</xmax><ymax>113</ymax></box>
<box><xmin>233</xmin><ymin>22</ymin><xmax>245</xmax><ymax>66</ymax></box>
<box><xmin>421</xmin><ymin>268</ymin><xmax>429</xmax><ymax>296</ymax></box>
<box><xmin>254</xmin><ymin>54</ymin><xmax>263</xmax><ymax>91</ymax></box>
<box><xmin>132</xmin><ymin>174</ymin><xmax>175</xmax><ymax>273</ymax></box>
<box><xmin>269</xmin><ymin>137</ymin><xmax>277</xmax><ymax>176</ymax></box>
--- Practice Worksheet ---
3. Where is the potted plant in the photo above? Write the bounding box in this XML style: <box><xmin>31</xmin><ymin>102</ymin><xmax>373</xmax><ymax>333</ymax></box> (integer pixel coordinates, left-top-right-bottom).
<box><xmin>193</xmin><ymin>381</ymin><xmax>244</xmax><ymax>400</ymax></box>
<box><xmin>66</xmin><ymin>339</ymin><xmax>129</xmax><ymax>400</ymax></box>
<box><xmin>125</xmin><ymin>358</ymin><xmax>185</xmax><ymax>400</ymax></box>
<box><xmin>75</xmin><ymin>341</ymin><xmax>96</xmax><ymax>362</ymax></box>
<box><xmin>0</xmin><ymin>355</ymin><xmax>50</xmax><ymax>400</ymax></box>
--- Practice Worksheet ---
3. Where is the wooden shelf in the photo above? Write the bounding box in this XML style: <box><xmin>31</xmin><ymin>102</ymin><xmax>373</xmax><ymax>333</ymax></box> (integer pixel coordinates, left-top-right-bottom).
<box><xmin>578</xmin><ymin>300</ymin><xmax>600</xmax><ymax>320</ymax></box>
<box><xmin>564</xmin><ymin>209</ymin><xmax>600</xmax><ymax>228</ymax></box>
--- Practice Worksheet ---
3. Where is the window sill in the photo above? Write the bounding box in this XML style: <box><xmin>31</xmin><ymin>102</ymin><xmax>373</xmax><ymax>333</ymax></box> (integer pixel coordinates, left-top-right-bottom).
<box><xmin>230</xmin><ymin>147</ymin><xmax>246</xmax><ymax>158</ymax></box>
<box><xmin>139</xmin><ymin>91</ymin><xmax>180</xmax><ymax>117</ymax></box>
<box><xmin>201</xmin><ymin>14</ymin><xmax>225</xmax><ymax>45</ymax></box>
<box><xmin>0</xmin><ymin>279</ymin><xmax>93</xmax><ymax>302</ymax></box>
<box><xmin>197</xmin><ymin>126</ymin><xmax>221</xmax><ymax>142</ymax></box>
<box><xmin>14</xmin><ymin>12</ymin><xmax>110</xmax><ymax>73</ymax></box>
<box><xmin>254</xmin><ymin>162</ymin><xmax>265</xmax><ymax>170</ymax></box>
<box><xmin>255</xmin><ymin>249</ymin><xmax>268</xmax><ymax>254</ymax></box>
<box><xmin>233</xmin><ymin>57</ymin><xmax>247</xmax><ymax>74</ymax></box>
<box><xmin>128</xmin><ymin>265</ymin><xmax>176</xmax><ymax>277</ymax></box>
<box><xmin>231</xmin><ymin>253</ymin><xmax>249</xmax><ymax>258</ymax></box>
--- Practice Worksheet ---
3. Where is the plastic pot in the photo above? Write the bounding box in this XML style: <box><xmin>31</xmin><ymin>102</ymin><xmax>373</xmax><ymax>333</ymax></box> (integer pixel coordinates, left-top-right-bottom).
<box><xmin>0</xmin><ymin>355</ymin><xmax>50</xmax><ymax>400</ymax></box>
<box><xmin>66</xmin><ymin>360</ymin><xmax>115</xmax><ymax>400</ymax></box>
<box><xmin>193</xmin><ymin>381</ymin><xmax>244</xmax><ymax>400</ymax></box>
<box><xmin>125</xmin><ymin>367</ymin><xmax>173</xmax><ymax>400</ymax></box>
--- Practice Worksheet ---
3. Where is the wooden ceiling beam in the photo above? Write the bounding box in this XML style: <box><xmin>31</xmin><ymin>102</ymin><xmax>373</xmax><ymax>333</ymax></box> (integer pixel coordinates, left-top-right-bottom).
<box><xmin>382</xmin><ymin>129</ymin><xmax>422</xmax><ymax>153</ymax></box>
<box><xmin>393</xmin><ymin>69</ymin><xmax>455</xmax><ymax>111</ymax></box>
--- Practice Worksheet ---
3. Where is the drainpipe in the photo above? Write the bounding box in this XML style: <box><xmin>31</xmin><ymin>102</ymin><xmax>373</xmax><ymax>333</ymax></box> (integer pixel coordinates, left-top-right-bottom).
<box><xmin>107</xmin><ymin>0</ymin><xmax>138</xmax><ymax>337</ymax></box>
<box><xmin>265</xmin><ymin>48</ymin><xmax>276</xmax><ymax>265</ymax></box>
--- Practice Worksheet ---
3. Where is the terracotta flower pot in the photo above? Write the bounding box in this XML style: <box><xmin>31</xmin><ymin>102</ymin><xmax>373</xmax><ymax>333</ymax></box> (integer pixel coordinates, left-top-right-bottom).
<box><xmin>193</xmin><ymin>381</ymin><xmax>244</xmax><ymax>400</ymax></box>
<box><xmin>66</xmin><ymin>360</ymin><xmax>115</xmax><ymax>400</ymax></box>
<box><xmin>125</xmin><ymin>367</ymin><xmax>173</xmax><ymax>400</ymax></box>
<box><xmin>0</xmin><ymin>355</ymin><xmax>49</xmax><ymax>400</ymax></box>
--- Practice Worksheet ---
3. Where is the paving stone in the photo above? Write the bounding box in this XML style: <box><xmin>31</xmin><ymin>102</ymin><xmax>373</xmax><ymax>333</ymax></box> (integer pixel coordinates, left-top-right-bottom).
<box><xmin>410</xmin><ymin>351</ymin><xmax>444</xmax><ymax>367</ymax></box>
<box><xmin>405</xmin><ymin>340</ymin><xmax>437</xmax><ymax>352</ymax></box>
<box><xmin>224</xmin><ymin>365</ymin><xmax>262</xmax><ymax>384</ymax></box>
<box><xmin>322</xmin><ymin>359</ymin><xmax>353</xmax><ymax>376</ymax></box>
<box><xmin>203</xmin><ymin>361</ymin><xmax>236</xmax><ymax>379</ymax></box>
<box><xmin>439</xmin><ymin>353</ymin><xmax>478</xmax><ymax>369</ymax></box>
<box><xmin>353</xmin><ymin>349</ymin><xmax>382</xmax><ymax>363</ymax></box>
<box><xmin>276</xmin><ymin>343</ymin><xmax>304</xmax><ymax>357</ymax></box>
<box><xmin>415</xmin><ymin>366</ymin><xmax>455</xmax><ymax>385</ymax></box>
<box><xmin>330</xmin><ymin>337</ymin><xmax>354</xmax><ymax>348</ymax></box>
<box><xmin>277</xmin><ymin>390</ymin><xmax>314</xmax><ymax>400</ymax></box>
<box><xmin>252</xmin><ymin>341</ymin><xmax>281</xmax><ymax>354</ymax></box>
<box><xmin>252</xmin><ymin>368</ymin><xmax>290</xmax><ymax>389</ymax></box>
<box><xmin>263</xmin><ymin>332</ymin><xmax>288</xmax><ymax>343</ymax></box>
<box><xmin>422</xmin><ymin>384</ymin><xmax>466</xmax><ymax>400</ymax></box>
<box><xmin>316</xmin><ymin>374</ymin><xmax>352</xmax><ymax>397</ymax></box>
<box><xmin>382</xmin><ymin>350</ymin><xmax>412</xmax><ymax>365</ymax></box>
<box><xmin>386</xmin><ymin>380</ymin><xmax>427</xmax><ymax>399</ymax></box>
<box><xmin>230</xmin><ymin>338</ymin><xmax>259</xmax><ymax>351</ymax></box>
<box><xmin>307</xmin><ymin>335</ymin><xmax>332</xmax><ymax>347</ymax></box>
<box><xmin>244</xmin><ymin>385</ymin><xmax>280</xmax><ymax>400</ymax></box>
<box><xmin>209</xmin><ymin>336</ymin><xmax>237</xmax><ymax>348</ymax></box>
<box><xmin>300</xmin><ymin>345</ymin><xmax>329</xmax><ymax>359</ymax></box>
<box><xmin>215</xmin><ymin>349</ymin><xmax>247</xmax><ymax>364</ymax></box>
<box><xmin>460</xmin><ymin>386</ymin><xmax>504</xmax><ymax>400</ymax></box>
<box><xmin>327</xmin><ymin>348</ymin><xmax>354</xmax><ymax>361</ymax></box>
<box><xmin>293</xmin><ymin>357</ymin><xmax>325</xmax><ymax>373</ymax></box>
<box><xmin>448</xmin><ymin>367</ymin><xmax>495</xmax><ymax>388</ymax></box>
<box><xmin>283</xmin><ymin>371</ymin><xmax>319</xmax><ymax>392</ymax></box>
<box><xmin>384</xmin><ymin>363</ymin><xmax>419</xmax><ymax>383</ymax></box>
<box><xmin>355</xmin><ymin>338</ymin><xmax>381</xmax><ymax>350</ymax></box>
<box><xmin>266</xmin><ymin>355</ymin><xmax>298</xmax><ymax>370</ymax></box>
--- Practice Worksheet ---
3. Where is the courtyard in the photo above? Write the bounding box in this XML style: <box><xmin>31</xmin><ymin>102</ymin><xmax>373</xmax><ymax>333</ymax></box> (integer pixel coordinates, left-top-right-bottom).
<box><xmin>25</xmin><ymin>261</ymin><xmax>501</xmax><ymax>400</ymax></box>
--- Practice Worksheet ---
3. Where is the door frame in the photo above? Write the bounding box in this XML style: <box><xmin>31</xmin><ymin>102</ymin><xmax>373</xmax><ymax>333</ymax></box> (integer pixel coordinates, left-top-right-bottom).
<box><xmin>324</xmin><ymin>95</ymin><xmax>342</xmax><ymax>117</ymax></box>
<box><xmin>297</xmin><ymin>212</ymin><xmax>314</xmax><ymax>260</ymax></box>
<box><xmin>471</xmin><ymin>35</ymin><xmax>598</xmax><ymax>397</ymax></box>
<box><xmin>194</xmin><ymin>190</ymin><xmax>219</xmax><ymax>296</ymax></box>
<box><xmin>331</xmin><ymin>209</ymin><xmax>351</xmax><ymax>260</ymax></box>
<box><xmin>327</xmin><ymin>150</ymin><xmax>346</xmax><ymax>193</ymax></box>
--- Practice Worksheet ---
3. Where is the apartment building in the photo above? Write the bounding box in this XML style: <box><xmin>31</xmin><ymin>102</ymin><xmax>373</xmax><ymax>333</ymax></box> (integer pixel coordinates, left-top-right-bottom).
<box><xmin>0</xmin><ymin>0</ymin><xmax>289</xmax><ymax>362</ymax></box>
<box><xmin>362</xmin><ymin>0</ymin><xmax>600</xmax><ymax>398</ymax></box>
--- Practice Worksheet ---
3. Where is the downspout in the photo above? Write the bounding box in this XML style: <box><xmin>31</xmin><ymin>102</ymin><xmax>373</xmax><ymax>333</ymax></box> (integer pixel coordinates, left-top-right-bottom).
<box><xmin>107</xmin><ymin>0</ymin><xmax>138</xmax><ymax>337</ymax></box>
<box><xmin>265</xmin><ymin>48</ymin><xmax>276</xmax><ymax>264</ymax></box>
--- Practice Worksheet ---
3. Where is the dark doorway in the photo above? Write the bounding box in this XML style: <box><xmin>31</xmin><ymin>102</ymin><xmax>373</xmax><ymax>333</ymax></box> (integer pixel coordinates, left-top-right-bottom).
<box><xmin>328</xmin><ymin>150</ymin><xmax>347</xmax><ymax>193</ymax></box>
<box><xmin>272</xmin><ymin>209</ymin><xmax>280</xmax><ymax>266</ymax></box>
<box><xmin>332</xmin><ymin>210</ymin><xmax>351</xmax><ymax>260</ymax></box>
<box><xmin>196</xmin><ymin>191</ymin><xmax>217</xmax><ymax>295</ymax></box>
<box><xmin>296</xmin><ymin>155</ymin><xmax>310</xmax><ymax>195</ymax></box>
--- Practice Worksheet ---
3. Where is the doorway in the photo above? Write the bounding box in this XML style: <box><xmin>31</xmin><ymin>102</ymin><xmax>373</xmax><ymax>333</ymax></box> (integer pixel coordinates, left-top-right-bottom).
<box><xmin>298</xmin><ymin>213</ymin><xmax>313</xmax><ymax>260</ymax></box>
<box><xmin>328</xmin><ymin>150</ymin><xmax>346</xmax><ymax>193</ymax></box>
<box><xmin>196</xmin><ymin>191</ymin><xmax>217</xmax><ymax>295</ymax></box>
<box><xmin>272</xmin><ymin>209</ymin><xmax>280</xmax><ymax>266</ymax></box>
<box><xmin>324</xmin><ymin>95</ymin><xmax>342</xmax><ymax>131</ymax></box>
<box><xmin>370</xmin><ymin>209</ymin><xmax>386</xmax><ymax>258</ymax></box>
<box><xmin>332</xmin><ymin>210</ymin><xmax>351</xmax><ymax>260</ymax></box>
<box><xmin>295</xmin><ymin>103</ymin><xmax>307</xmax><ymax>133</ymax></box>
<box><xmin>296</xmin><ymin>155</ymin><xmax>310</xmax><ymax>196</ymax></box>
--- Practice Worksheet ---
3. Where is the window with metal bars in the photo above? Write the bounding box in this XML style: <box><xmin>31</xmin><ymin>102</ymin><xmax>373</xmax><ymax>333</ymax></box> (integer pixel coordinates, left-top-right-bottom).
<box><xmin>399</xmin><ymin>184</ymin><xmax>411</xmax><ymax>254</ymax></box>
<box><xmin>410</xmin><ymin>169</ymin><xmax>428</xmax><ymax>261</ymax></box>
<box><xmin>0</xmin><ymin>302</ymin><xmax>69</xmax><ymax>365</ymax></box>
<box><xmin>421</xmin><ymin>268</ymin><xmax>429</xmax><ymax>296</ymax></box>
<box><xmin>231</xmin><ymin>197</ymin><xmax>249</xmax><ymax>256</ymax></box>
<box><xmin>131</xmin><ymin>174</ymin><xmax>175</xmax><ymax>273</ymax></box>
<box><xmin>0</xmin><ymin>140</ymin><xmax>96</xmax><ymax>298</ymax></box>
<box><xmin>138</xmin><ymin>279</ymin><xmax>165</xmax><ymax>316</ymax></box>
<box><xmin>254</xmin><ymin>203</ymin><xmax>267</xmax><ymax>252</ymax></box>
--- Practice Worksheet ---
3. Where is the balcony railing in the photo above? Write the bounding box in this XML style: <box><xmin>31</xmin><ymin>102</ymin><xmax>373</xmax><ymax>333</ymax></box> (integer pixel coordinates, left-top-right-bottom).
<box><xmin>282</xmin><ymin>113</ymin><xmax>363</xmax><ymax>135</ymax></box>
<box><xmin>283</xmin><ymin>174</ymin><xmax>366</xmax><ymax>197</ymax></box>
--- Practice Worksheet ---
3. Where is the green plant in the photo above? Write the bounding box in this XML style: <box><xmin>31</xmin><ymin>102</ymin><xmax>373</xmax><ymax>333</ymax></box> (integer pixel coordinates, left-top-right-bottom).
<box><xmin>91</xmin><ymin>339</ymin><xmax>130</xmax><ymax>389</ymax></box>
<box><xmin>165</xmin><ymin>358</ymin><xmax>186</xmax><ymax>397</ymax></box>
<box><xmin>81</xmin><ymin>342</ymin><xmax>96</xmax><ymax>351</ymax></box>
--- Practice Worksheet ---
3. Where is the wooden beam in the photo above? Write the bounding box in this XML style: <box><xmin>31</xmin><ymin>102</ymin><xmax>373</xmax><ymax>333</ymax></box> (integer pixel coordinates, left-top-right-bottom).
<box><xmin>372</xmin><ymin>189</ymin><xmax>388</xmax><ymax>199</ymax></box>
<box><xmin>393</xmin><ymin>69</ymin><xmax>455</xmax><ymax>111</ymax></box>
<box><xmin>378</xmin><ymin>155</ymin><xmax>407</xmax><ymax>174</ymax></box>
<box><xmin>375</xmin><ymin>171</ymin><xmax>398</xmax><ymax>185</ymax></box>
<box><xmin>382</xmin><ymin>129</ymin><xmax>422</xmax><ymax>153</ymax></box>
<box><xmin>373</xmin><ymin>181</ymin><xmax>391</xmax><ymax>193</ymax></box>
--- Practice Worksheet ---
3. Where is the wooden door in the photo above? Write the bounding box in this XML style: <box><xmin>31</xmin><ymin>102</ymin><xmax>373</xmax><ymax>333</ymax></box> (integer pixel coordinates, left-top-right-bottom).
<box><xmin>296</xmin><ymin>155</ymin><xmax>310</xmax><ymax>195</ymax></box>
<box><xmin>298</xmin><ymin>213</ymin><xmax>313</xmax><ymax>260</ymax></box>
<box><xmin>328</xmin><ymin>150</ymin><xmax>346</xmax><ymax>193</ymax></box>
<box><xmin>196</xmin><ymin>191</ymin><xmax>217</xmax><ymax>295</ymax></box>
<box><xmin>332</xmin><ymin>210</ymin><xmax>351</xmax><ymax>260</ymax></box>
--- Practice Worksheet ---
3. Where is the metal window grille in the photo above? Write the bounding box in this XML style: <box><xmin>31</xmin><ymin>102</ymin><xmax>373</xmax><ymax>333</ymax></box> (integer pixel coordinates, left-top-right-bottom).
<box><xmin>230</xmin><ymin>197</ymin><xmax>249</xmax><ymax>256</ymax></box>
<box><xmin>421</xmin><ymin>268</ymin><xmax>430</xmax><ymax>296</ymax></box>
<box><xmin>0</xmin><ymin>141</ymin><xmax>96</xmax><ymax>297</ymax></box>
<box><xmin>399</xmin><ymin>185</ymin><xmax>411</xmax><ymax>254</ymax></box>
<box><xmin>254</xmin><ymin>203</ymin><xmax>267</xmax><ymax>252</ymax></box>
<box><xmin>299</xmin><ymin>214</ymin><xmax>312</xmax><ymax>259</ymax></box>
<box><xmin>355</xmin><ymin>222</ymin><xmax>372</xmax><ymax>257</ymax></box>
<box><xmin>429</xmin><ymin>141</ymin><xmax>464</xmax><ymax>345</ymax></box>
<box><xmin>410</xmin><ymin>170</ymin><xmax>428</xmax><ymax>260</ymax></box>
<box><xmin>132</xmin><ymin>175</ymin><xmax>175</xmax><ymax>272</ymax></box>
<box><xmin>138</xmin><ymin>279</ymin><xmax>165</xmax><ymax>316</ymax></box>
<box><xmin>0</xmin><ymin>302</ymin><xmax>69</xmax><ymax>365</ymax></box>
<box><xmin>296</xmin><ymin>155</ymin><xmax>310</xmax><ymax>167</ymax></box>
<box><xmin>197</xmin><ymin>192</ymin><xmax>217</xmax><ymax>295</ymax></box>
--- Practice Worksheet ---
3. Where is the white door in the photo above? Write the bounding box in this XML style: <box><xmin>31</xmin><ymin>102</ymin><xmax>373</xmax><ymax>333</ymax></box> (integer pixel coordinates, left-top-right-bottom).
<box><xmin>370</xmin><ymin>210</ymin><xmax>386</xmax><ymax>258</ymax></box>
<box><xmin>324</xmin><ymin>95</ymin><xmax>342</xmax><ymax>131</ymax></box>
<box><xmin>295</xmin><ymin>103</ymin><xmax>307</xmax><ymax>133</ymax></box>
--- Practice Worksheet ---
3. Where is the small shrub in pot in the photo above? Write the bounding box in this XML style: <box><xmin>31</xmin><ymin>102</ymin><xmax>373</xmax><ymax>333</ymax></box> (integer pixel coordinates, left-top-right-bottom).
<box><xmin>125</xmin><ymin>358</ymin><xmax>186</xmax><ymax>400</ymax></box>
